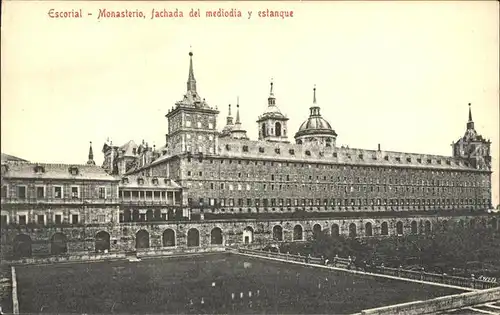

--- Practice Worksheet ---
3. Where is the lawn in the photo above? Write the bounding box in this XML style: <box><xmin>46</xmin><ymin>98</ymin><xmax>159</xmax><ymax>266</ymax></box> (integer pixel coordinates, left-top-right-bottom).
<box><xmin>16</xmin><ymin>253</ymin><xmax>463</xmax><ymax>314</ymax></box>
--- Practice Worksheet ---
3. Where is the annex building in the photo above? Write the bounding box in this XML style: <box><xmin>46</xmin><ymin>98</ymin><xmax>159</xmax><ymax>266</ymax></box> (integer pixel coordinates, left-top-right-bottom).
<box><xmin>0</xmin><ymin>51</ymin><xmax>497</xmax><ymax>260</ymax></box>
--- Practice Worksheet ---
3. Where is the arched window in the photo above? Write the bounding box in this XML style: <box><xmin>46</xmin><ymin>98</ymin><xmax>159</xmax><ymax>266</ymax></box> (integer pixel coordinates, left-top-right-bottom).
<box><xmin>275</xmin><ymin>122</ymin><xmax>282</xmax><ymax>137</ymax></box>
<box><xmin>313</xmin><ymin>224</ymin><xmax>322</xmax><ymax>239</ymax></box>
<box><xmin>365</xmin><ymin>222</ymin><xmax>372</xmax><ymax>237</ymax></box>
<box><xmin>187</xmin><ymin>228</ymin><xmax>200</xmax><ymax>247</ymax></box>
<box><xmin>95</xmin><ymin>231</ymin><xmax>110</xmax><ymax>252</ymax></box>
<box><xmin>163</xmin><ymin>229</ymin><xmax>175</xmax><ymax>247</ymax></box>
<box><xmin>210</xmin><ymin>227</ymin><xmax>223</xmax><ymax>245</ymax></box>
<box><xmin>293</xmin><ymin>225</ymin><xmax>303</xmax><ymax>241</ymax></box>
<box><xmin>396</xmin><ymin>221</ymin><xmax>403</xmax><ymax>235</ymax></box>
<box><xmin>410</xmin><ymin>221</ymin><xmax>418</xmax><ymax>234</ymax></box>
<box><xmin>331</xmin><ymin>224</ymin><xmax>340</xmax><ymax>237</ymax></box>
<box><xmin>261</xmin><ymin>124</ymin><xmax>266</xmax><ymax>137</ymax></box>
<box><xmin>381</xmin><ymin>222</ymin><xmax>389</xmax><ymax>236</ymax></box>
<box><xmin>273</xmin><ymin>225</ymin><xmax>283</xmax><ymax>241</ymax></box>
<box><xmin>349</xmin><ymin>223</ymin><xmax>356</xmax><ymax>238</ymax></box>
<box><xmin>135</xmin><ymin>230</ymin><xmax>150</xmax><ymax>249</ymax></box>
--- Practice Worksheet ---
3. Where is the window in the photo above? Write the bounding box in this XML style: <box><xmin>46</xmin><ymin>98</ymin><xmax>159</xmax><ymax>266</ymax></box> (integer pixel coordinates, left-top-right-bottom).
<box><xmin>19</xmin><ymin>215</ymin><xmax>27</xmax><ymax>225</ymax></box>
<box><xmin>1</xmin><ymin>185</ymin><xmax>7</xmax><ymax>198</ymax></box>
<box><xmin>99</xmin><ymin>187</ymin><xmax>106</xmax><ymax>199</ymax></box>
<box><xmin>289</xmin><ymin>149</ymin><xmax>295</xmax><ymax>155</ymax></box>
<box><xmin>305</xmin><ymin>150</ymin><xmax>311</xmax><ymax>156</ymax></box>
<box><xmin>208</xmin><ymin>123</ymin><xmax>213</xmax><ymax>129</ymax></box>
<box><xmin>54</xmin><ymin>186</ymin><xmax>63</xmax><ymax>199</ymax></box>
<box><xmin>69</xmin><ymin>166</ymin><xmax>79</xmax><ymax>175</ymax></box>
<box><xmin>72</xmin><ymin>214</ymin><xmax>79</xmax><ymax>224</ymax></box>
<box><xmin>275</xmin><ymin>148</ymin><xmax>280</xmax><ymax>154</ymax></box>
<box><xmin>36</xmin><ymin>186</ymin><xmax>45</xmax><ymax>198</ymax></box>
<box><xmin>17</xmin><ymin>186</ymin><xmax>26</xmax><ymax>199</ymax></box>
<box><xmin>0</xmin><ymin>215</ymin><xmax>7</xmax><ymax>226</ymax></box>
<box><xmin>37</xmin><ymin>215</ymin><xmax>45</xmax><ymax>225</ymax></box>
<box><xmin>186</xmin><ymin>120</ymin><xmax>191</xmax><ymax>127</ymax></box>
<box><xmin>259</xmin><ymin>147</ymin><xmax>265</xmax><ymax>153</ymax></box>
<box><xmin>243</xmin><ymin>145</ymin><xmax>249</xmax><ymax>152</ymax></box>
<box><xmin>55</xmin><ymin>214</ymin><xmax>62</xmax><ymax>224</ymax></box>
<box><xmin>197</xmin><ymin>122</ymin><xmax>202</xmax><ymax>128</ymax></box>
<box><xmin>71</xmin><ymin>186</ymin><xmax>79</xmax><ymax>199</ymax></box>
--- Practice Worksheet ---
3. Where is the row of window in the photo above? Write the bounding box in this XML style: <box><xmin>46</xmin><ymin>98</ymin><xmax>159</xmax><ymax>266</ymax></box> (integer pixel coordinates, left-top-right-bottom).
<box><xmin>187</xmin><ymin>145</ymin><xmax>468</xmax><ymax>167</ymax></box>
<box><xmin>196</xmin><ymin>181</ymin><xmax>485</xmax><ymax>197</ymax></box>
<box><xmin>1</xmin><ymin>185</ymin><xmax>109</xmax><ymax>199</ymax></box>
<box><xmin>1</xmin><ymin>213</ymin><xmax>86</xmax><ymax>226</ymax></box>
<box><xmin>189</xmin><ymin>197</ymin><xmax>492</xmax><ymax>207</ymax></box>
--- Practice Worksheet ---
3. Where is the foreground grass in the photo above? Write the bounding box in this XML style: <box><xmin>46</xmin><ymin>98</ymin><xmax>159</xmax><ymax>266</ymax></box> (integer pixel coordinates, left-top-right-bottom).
<box><xmin>16</xmin><ymin>253</ymin><xmax>462</xmax><ymax>314</ymax></box>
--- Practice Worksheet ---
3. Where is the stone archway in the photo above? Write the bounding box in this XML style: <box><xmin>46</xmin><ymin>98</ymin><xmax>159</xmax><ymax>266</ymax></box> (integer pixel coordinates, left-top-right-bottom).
<box><xmin>243</xmin><ymin>227</ymin><xmax>254</xmax><ymax>244</ymax></box>
<box><xmin>293</xmin><ymin>225</ymin><xmax>303</xmax><ymax>241</ymax></box>
<box><xmin>187</xmin><ymin>228</ymin><xmax>200</xmax><ymax>247</ymax></box>
<box><xmin>273</xmin><ymin>225</ymin><xmax>283</xmax><ymax>241</ymax></box>
<box><xmin>163</xmin><ymin>229</ymin><xmax>175</xmax><ymax>247</ymax></box>
<box><xmin>135</xmin><ymin>230</ymin><xmax>150</xmax><ymax>249</ymax></box>
<box><xmin>50</xmin><ymin>233</ymin><xmax>68</xmax><ymax>255</ymax></box>
<box><xmin>312</xmin><ymin>224</ymin><xmax>322</xmax><ymax>239</ymax></box>
<box><xmin>95</xmin><ymin>231</ymin><xmax>111</xmax><ymax>253</ymax></box>
<box><xmin>13</xmin><ymin>234</ymin><xmax>32</xmax><ymax>258</ymax></box>
<box><xmin>211</xmin><ymin>227</ymin><xmax>223</xmax><ymax>245</ymax></box>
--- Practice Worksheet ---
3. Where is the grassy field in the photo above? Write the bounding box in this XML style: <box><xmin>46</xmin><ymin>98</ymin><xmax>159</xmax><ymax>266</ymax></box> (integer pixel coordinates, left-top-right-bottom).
<box><xmin>16</xmin><ymin>253</ymin><xmax>463</xmax><ymax>314</ymax></box>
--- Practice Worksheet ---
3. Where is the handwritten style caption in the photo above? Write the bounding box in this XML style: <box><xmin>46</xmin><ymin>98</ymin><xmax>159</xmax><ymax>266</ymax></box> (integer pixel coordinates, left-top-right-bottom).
<box><xmin>48</xmin><ymin>8</ymin><xmax>295</xmax><ymax>20</ymax></box>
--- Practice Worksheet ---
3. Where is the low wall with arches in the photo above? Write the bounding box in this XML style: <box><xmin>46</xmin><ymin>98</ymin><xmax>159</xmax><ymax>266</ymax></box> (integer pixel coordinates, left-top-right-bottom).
<box><xmin>1</xmin><ymin>213</ymin><xmax>496</xmax><ymax>262</ymax></box>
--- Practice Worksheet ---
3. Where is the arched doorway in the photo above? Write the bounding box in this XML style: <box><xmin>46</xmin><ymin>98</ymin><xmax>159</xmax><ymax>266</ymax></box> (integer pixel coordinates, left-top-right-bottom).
<box><xmin>95</xmin><ymin>231</ymin><xmax>111</xmax><ymax>252</ymax></box>
<box><xmin>425</xmin><ymin>220</ymin><xmax>432</xmax><ymax>234</ymax></box>
<box><xmin>331</xmin><ymin>224</ymin><xmax>340</xmax><ymax>237</ymax></box>
<box><xmin>365</xmin><ymin>222</ymin><xmax>372</xmax><ymax>237</ymax></box>
<box><xmin>275</xmin><ymin>122</ymin><xmax>282</xmax><ymax>137</ymax></box>
<box><xmin>396</xmin><ymin>221</ymin><xmax>403</xmax><ymax>235</ymax></box>
<box><xmin>411</xmin><ymin>221</ymin><xmax>418</xmax><ymax>234</ymax></box>
<box><xmin>273</xmin><ymin>225</ymin><xmax>283</xmax><ymax>241</ymax></box>
<box><xmin>187</xmin><ymin>228</ymin><xmax>200</xmax><ymax>247</ymax></box>
<box><xmin>13</xmin><ymin>234</ymin><xmax>32</xmax><ymax>258</ymax></box>
<box><xmin>135</xmin><ymin>230</ymin><xmax>150</xmax><ymax>249</ymax></box>
<box><xmin>293</xmin><ymin>225</ymin><xmax>303</xmax><ymax>241</ymax></box>
<box><xmin>163</xmin><ymin>229</ymin><xmax>175</xmax><ymax>247</ymax></box>
<box><xmin>243</xmin><ymin>227</ymin><xmax>254</xmax><ymax>244</ymax></box>
<box><xmin>50</xmin><ymin>233</ymin><xmax>67</xmax><ymax>255</ymax></box>
<box><xmin>211</xmin><ymin>227</ymin><xmax>223</xmax><ymax>245</ymax></box>
<box><xmin>381</xmin><ymin>222</ymin><xmax>389</xmax><ymax>236</ymax></box>
<box><xmin>349</xmin><ymin>223</ymin><xmax>356</xmax><ymax>238</ymax></box>
<box><xmin>312</xmin><ymin>224</ymin><xmax>322</xmax><ymax>239</ymax></box>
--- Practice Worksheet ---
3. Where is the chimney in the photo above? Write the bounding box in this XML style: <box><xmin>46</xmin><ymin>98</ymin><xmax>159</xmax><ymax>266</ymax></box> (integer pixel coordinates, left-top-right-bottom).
<box><xmin>378</xmin><ymin>144</ymin><xmax>381</xmax><ymax>151</ymax></box>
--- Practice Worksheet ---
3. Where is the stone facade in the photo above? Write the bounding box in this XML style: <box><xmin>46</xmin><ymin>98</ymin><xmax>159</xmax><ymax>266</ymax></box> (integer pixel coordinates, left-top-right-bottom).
<box><xmin>0</xmin><ymin>51</ymin><xmax>496</xmax><ymax>261</ymax></box>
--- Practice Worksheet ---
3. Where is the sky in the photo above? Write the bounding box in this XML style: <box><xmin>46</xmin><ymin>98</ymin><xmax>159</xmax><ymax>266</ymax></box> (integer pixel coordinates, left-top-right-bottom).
<box><xmin>1</xmin><ymin>1</ymin><xmax>499</xmax><ymax>206</ymax></box>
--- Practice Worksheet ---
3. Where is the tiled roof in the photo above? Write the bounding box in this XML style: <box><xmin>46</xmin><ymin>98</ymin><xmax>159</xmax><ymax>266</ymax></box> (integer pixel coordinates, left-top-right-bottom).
<box><xmin>119</xmin><ymin>175</ymin><xmax>182</xmax><ymax>189</ymax></box>
<box><xmin>1</xmin><ymin>161</ymin><xmax>119</xmax><ymax>181</ymax></box>
<box><xmin>120</xmin><ymin>140</ymin><xmax>138</xmax><ymax>157</ymax></box>
<box><xmin>1</xmin><ymin>153</ymin><xmax>28</xmax><ymax>162</ymax></box>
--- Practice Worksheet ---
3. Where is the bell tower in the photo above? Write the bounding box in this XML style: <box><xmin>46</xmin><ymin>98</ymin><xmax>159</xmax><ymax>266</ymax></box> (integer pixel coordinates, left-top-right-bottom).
<box><xmin>166</xmin><ymin>50</ymin><xmax>220</xmax><ymax>156</ymax></box>
<box><xmin>256</xmin><ymin>80</ymin><xmax>289</xmax><ymax>143</ymax></box>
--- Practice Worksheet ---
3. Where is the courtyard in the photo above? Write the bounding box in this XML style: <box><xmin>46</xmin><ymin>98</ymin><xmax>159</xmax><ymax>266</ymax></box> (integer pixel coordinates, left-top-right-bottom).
<box><xmin>15</xmin><ymin>253</ymin><xmax>463</xmax><ymax>314</ymax></box>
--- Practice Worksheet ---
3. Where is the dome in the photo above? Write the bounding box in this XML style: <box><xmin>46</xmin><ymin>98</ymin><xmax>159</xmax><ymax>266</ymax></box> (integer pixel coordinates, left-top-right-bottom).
<box><xmin>295</xmin><ymin>86</ymin><xmax>336</xmax><ymax>138</ymax></box>
<box><xmin>296</xmin><ymin>115</ymin><xmax>337</xmax><ymax>137</ymax></box>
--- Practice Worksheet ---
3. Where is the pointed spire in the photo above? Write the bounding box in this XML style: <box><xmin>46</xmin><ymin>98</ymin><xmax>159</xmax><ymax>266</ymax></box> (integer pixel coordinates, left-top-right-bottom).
<box><xmin>268</xmin><ymin>79</ymin><xmax>276</xmax><ymax>106</ymax></box>
<box><xmin>226</xmin><ymin>104</ymin><xmax>233</xmax><ymax>125</ymax></box>
<box><xmin>236</xmin><ymin>97</ymin><xmax>241</xmax><ymax>124</ymax></box>
<box><xmin>467</xmin><ymin>102</ymin><xmax>475</xmax><ymax>130</ymax></box>
<box><xmin>87</xmin><ymin>141</ymin><xmax>96</xmax><ymax>165</ymax></box>
<box><xmin>187</xmin><ymin>48</ymin><xmax>197</xmax><ymax>92</ymax></box>
<box><xmin>313</xmin><ymin>84</ymin><xmax>317</xmax><ymax>104</ymax></box>
<box><xmin>310</xmin><ymin>85</ymin><xmax>321</xmax><ymax>117</ymax></box>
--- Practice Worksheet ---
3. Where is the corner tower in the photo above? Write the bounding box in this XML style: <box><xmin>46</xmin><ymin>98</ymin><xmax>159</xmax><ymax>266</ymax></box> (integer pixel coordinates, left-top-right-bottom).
<box><xmin>256</xmin><ymin>80</ymin><xmax>289</xmax><ymax>142</ymax></box>
<box><xmin>166</xmin><ymin>50</ymin><xmax>220</xmax><ymax>156</ymax></box>
<box><xmin>452</xmin><ymin>103</ymin><xmax>491</xmax><ymax>170</ymax></box>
